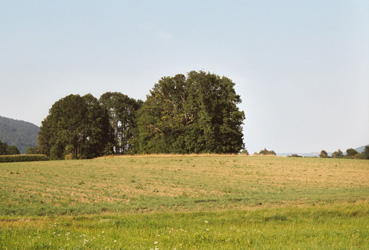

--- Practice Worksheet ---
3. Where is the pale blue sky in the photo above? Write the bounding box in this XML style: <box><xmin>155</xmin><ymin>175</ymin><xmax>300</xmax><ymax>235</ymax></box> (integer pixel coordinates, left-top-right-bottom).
<box><xmin>1</xmin><ymin>0</ymin><xmax>368</xmax><ymax>154</ymax></box>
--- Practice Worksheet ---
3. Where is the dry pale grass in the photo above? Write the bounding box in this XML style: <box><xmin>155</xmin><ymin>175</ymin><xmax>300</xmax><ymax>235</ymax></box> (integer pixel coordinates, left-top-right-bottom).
<box><xmin>0</xmin><ymin>155</ymin><xmax>368</xmax><ymax>215</ymax></box>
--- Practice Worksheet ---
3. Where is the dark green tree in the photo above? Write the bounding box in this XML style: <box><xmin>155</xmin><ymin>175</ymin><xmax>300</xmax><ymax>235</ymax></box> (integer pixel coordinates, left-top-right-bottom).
<box><xmin>319</xmin><ymin>150</ymin><xmax>328</xmax><ymax>158</ymax></box>
<box><xmin>38</xmin><ymin>94</ymin><xmax>113</xmax><ymax>159</ymax></box>
<box><xmin>6</xmin><ymin>145</ymin><xmax>20</xmax><ymax>155</ymax></box>
<box><xmin>362</xmin><ymin>146</ymin><xmax>369</xmax><ymax>160</ymax></box>
<box><xmin>137</xmin><ymin>71</ymin><xmax>245</xmax><ymax>154</ymax></box>
<box><xmin>25</xmin><ymin>145</ymin><xmax>41</xmax><ymax>154</ymax></box>
<box><xmin>100</xmin><ymin>92</ymin><xmax>143</xmax><ymax>154</ymax></box>
<box><xmin>0</xmin><ymin>140</ymin><xmax>8</xmax><ymax>155</ymax></box>
<box><xmin>80</xmin><ymin>94</ymin><xmax>114</xmax><ymax>158</ymax></box>
<box><xmin>346</xmin><ymin>148</ymin><xmax>359</xmax><ymax>158</ymax></box>
<box><xmin>0</xmin><ymin>140</ymin><xmax>20</xmax><ymax>155</ymax></box>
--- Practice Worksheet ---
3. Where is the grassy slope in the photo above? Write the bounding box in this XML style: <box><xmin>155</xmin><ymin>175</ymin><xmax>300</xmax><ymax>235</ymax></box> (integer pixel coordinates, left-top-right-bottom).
<box><xmin>1</xmin><ymin>155</ymin><xmax>369</xmax><ymax>249</ymax></box>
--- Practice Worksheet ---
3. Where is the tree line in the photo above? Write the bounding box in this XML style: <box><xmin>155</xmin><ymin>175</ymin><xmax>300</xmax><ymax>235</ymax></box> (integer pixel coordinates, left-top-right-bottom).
<box><xmin>36</xmin><ymin>71</ymin><xmax>246</xmax><ymax>159</ymax></box>
<box><xmin>319</xmin><ymin>147</ymin><xmax>369</xmax><ymax>160</ymax></box>
<box><xmin>0</xmin><ymin>140</ymin><xmax>20</xmax><ymax>155</ymax></box>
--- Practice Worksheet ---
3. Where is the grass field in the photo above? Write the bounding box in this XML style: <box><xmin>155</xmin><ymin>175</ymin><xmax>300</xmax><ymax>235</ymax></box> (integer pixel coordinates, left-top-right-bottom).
<box><xmin>1</xmin><ymin>155</ymin><xmax>369</xmax><ymax>249</ymax></box>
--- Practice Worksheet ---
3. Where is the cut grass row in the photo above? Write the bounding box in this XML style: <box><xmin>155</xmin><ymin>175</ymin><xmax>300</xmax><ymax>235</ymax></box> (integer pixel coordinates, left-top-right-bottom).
<box><xmin>0</xmin><ymin>156</ymin><xmax>368</xmax><ymax>216</ymax></box>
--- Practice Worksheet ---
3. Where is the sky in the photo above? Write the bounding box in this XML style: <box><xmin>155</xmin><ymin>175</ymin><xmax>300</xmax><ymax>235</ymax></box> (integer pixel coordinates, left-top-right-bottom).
<box><xmin>1</xmin><ymin>0</ymin><xmax>368</xmax><ymax>154</ymax></box>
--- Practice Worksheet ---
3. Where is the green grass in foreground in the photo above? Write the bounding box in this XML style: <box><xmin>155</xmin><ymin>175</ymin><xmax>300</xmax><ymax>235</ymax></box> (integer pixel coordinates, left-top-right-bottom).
<box><xmin>1</xmin><ymin>203</ymin><xmax>369</xmax><ymax>249</ymax></box>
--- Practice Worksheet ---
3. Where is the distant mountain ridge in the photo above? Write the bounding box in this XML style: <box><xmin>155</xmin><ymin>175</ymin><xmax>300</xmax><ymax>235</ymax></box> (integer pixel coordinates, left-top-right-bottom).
<box><xmin>355</xmin><ymin>145</ymin><xmax>369</xmax><ymax>153</ymax></box>
<box><xmin>0</xmin><ymin>116</ymin><xmax>39</xmax><ymax>154</ymax></box>
<box><xmin>277</xmin><ymin>152</ymin><xmax>319</xmax><ymax>157</ymax></box>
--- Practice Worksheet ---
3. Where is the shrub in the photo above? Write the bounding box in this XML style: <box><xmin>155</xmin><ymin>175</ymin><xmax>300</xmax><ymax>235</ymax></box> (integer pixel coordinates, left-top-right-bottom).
<box><xmin>346</xmin><ymin>148</ymin><xmax>359</xmax><ymax>158</ymax></box>
<box><xmin>240</xmin><ymin>149</ymin><xmax>249</xmax><ymax>155</ymax></box>
<box><xmin>361</xmin><ymin>146</ymin><xmax>369</xmax><ymax>160</ymax></box>
<box><xmin>0</xmin><ymin>154</ymin><xmax>49</xmax><ymax>163</ymax></box>
<box><xmin>289</xmin><ymin>154</ymin><xmax>302</xmax><ymax>158</ymax></box>
<box><xmin>259</xmin><ymin>148</ymin><xmax>276</xmax><ymax>156</ymax></box>
<box><xmin>319</xmin><ymin>150</ymin><xmax>328</xmax><ymax>158</ymax></box>
<box><xmin>331</xmin><ymin>149</ymin><xmax>343</xmax><ymax>158</ymax></box>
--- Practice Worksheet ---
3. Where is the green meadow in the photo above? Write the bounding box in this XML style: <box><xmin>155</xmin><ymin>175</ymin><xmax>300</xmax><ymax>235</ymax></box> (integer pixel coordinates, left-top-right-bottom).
<box><xmin>1</xmin><ymin>155</ymin><xmax>369</xmax><ymax>249</ymax></box>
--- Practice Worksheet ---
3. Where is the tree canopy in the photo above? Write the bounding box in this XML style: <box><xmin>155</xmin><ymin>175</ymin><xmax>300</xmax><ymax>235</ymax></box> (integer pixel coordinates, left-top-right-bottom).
<box><xmin>258</xmin><ymin>148</ymin><xmax>276</xmax><ymax>156</ymax></box>
<box><xmin>37</xmin><ymin>71</ymin><xmax>246</xmax><ymax>159</ymax></box>
<box><xmin>346</xmin><ymin>148</ymin><xmax>359</xmax><ymax>157</ymax></box>
<box><xmin>137</xmin><ymin>71</ymin><xmax>245</xmax><ymax>154</ymax></box>
<box><xmin>319</xmin><ymin>150</ymin><xmax>328</xmax><ymax>158</ymax></box>
<box><xmin>0</xmin><ymin>140</ymin><xmax>20</xmax><ymax>155</ymax></box>
<box><xmin>100</xmin><ymin>92</ymin><xmax>143</xmax><ymax>154</ymax></box>
<box><xmin>38</xmin><ymin>94</ymin><xmax>113</xmax><ymax>159</ymax></box>
<box><xmin>361</xmin><ymin>146</ymin><xmax>369</xmax><ymax>159</ymax></box>
<box><xmin>331</xmin><ymin>149</ymin><xmax>344</xmax><ymax>158</ymax></box>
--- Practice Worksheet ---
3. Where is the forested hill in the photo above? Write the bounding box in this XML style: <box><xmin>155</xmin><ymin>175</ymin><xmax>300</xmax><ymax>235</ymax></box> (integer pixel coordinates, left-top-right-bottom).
<box><xmin>0</xmin><ymin>116</ymin><xmax>39</xmax><ymax>153</ymax></box>
<box><xmin>356</xmin><ymin>145</ymin><xmax>369</xmax><ymax>153</ymax></box>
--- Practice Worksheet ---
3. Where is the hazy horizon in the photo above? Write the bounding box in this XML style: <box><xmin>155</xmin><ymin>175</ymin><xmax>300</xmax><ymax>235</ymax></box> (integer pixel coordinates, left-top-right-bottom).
<box><xmin>1</xmin><ymin>1</ymin><xmax>368</xmax><ymax>154</ymax></box>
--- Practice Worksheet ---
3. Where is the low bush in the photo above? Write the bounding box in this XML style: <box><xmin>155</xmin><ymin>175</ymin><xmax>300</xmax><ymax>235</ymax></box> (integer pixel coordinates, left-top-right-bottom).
<box><xmin>289</xmin><ymin>154</ymin><xmax>302</xmax><ymax>158</ymax></box>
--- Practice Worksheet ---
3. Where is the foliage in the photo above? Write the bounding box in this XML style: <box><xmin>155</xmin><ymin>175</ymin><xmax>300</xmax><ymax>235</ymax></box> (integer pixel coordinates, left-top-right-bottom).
<box><xmin>331</xmin><ymin>149</ymin><xmax>343</xmax><ymax>158</ymax></box>
<box><xmin>137</xmin><ymin>71</ymin><xmax>245</xmax><ymax>154</ymax></box>
<box><xmin>0</xmin><ymin>140</ymin><xmax>7</xmax><ymax>155</ymax></box>
<box><xmin>259</xmin><ymin>148</ymin><xmax>276</xmax><ymax>155</ymax></box>
<box><xmin>5</xmin><ymin>145</ymin><xmax>20</xmax><ymax>155</ymax></box>
<box><xmin>0</xmin><ymin>140</ymin><xmax>20</xmax><ymax>155</ymax></box>
<box><xmin>35</xmin><ymin>71</ymin><xmax>245</xmax><ymax>158</ymax></box>
<box><xmin>362</xmin><ymin>146</ymin><xmax>369</xmax><ymax>160</ymax></box>
<box><xmin>25</xmin><ymin>145</ymin><xmax>41</xmax><ymax>154</ymax></box>
<box><xmin>240</xmin><ymin>149</ymin><xmax>249</xmax><ymax>155</ymax></box>
<box><xmin>38</xmin><ymin>94</ymin><xmax>113</xmax><ymax>160</ymax></box>
<box><xmin>344</xmin><ymin>148</ymin><xmax>361</xmax><ymax>159</ymax></box>
<box><xmin>100</xmin><ymin>92</ymin><xmax>143</xmax><ymax>154</ymax></box>
<box><xmin>346</xmin><ymin>148</ymin><xmax>359</xmax><ymax>157</ymax></box>
<box><xmin>289</xmin><ymin>154</ymin><xmax>302</xmax><ymax>157</ymax></box>
<box><xmin>0</xmin><ymin>116</ymin><xmax>39</xmax><ymax>153</ymax></box>
<box><xmin>0</xmin><ymin>154</ymin><xmax>48</xmax><ymax>162</ymax></box>
<box><xmin>319</xmin><ymin>150</ymin><xmax>328</xmax><ymax>158</ymax></box>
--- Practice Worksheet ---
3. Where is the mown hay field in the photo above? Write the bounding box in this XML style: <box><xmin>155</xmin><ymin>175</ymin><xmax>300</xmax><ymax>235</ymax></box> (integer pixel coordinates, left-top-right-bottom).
<box><xmin>1</xmin><ymin>155</ymin><xmax>369</xmax><ymax>249</ymax></box>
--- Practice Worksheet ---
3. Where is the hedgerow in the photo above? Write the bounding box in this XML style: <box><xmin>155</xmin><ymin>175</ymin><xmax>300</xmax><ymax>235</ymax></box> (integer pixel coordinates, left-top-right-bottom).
<box><xmin>0</xmin><ymin>154</ymin><xmax>48</xmax><ymax>163</ymax></box>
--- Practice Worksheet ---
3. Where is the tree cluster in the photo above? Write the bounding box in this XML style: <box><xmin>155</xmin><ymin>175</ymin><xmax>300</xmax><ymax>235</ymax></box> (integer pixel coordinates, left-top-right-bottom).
<box><xmin>253</xmin><ymin>148</ymin><xmax>276</xmax><ymax>156</ymax></box>
<box><xmin>137</xmin><ymin>71</ymin><xmax>245</xmax><ymax>154</ymax></box>
<box><xmin>38</xmin><ymin>93</ymin><xmax>140</xmax><ymax>159</ymax></box>
<box><xmin>0</xmin><ymin>140</ymin><xmax>20</xmax><ymax>155</ymax></box>
<box><xmin>319</xmin><ymin>146</ymin><xmax>369</xmax><ymax>160</ymax></box>
<box><xmin>38</xmin><ymin>71</ymin><xmax>246</xmax><ymax>159</ymax></box>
